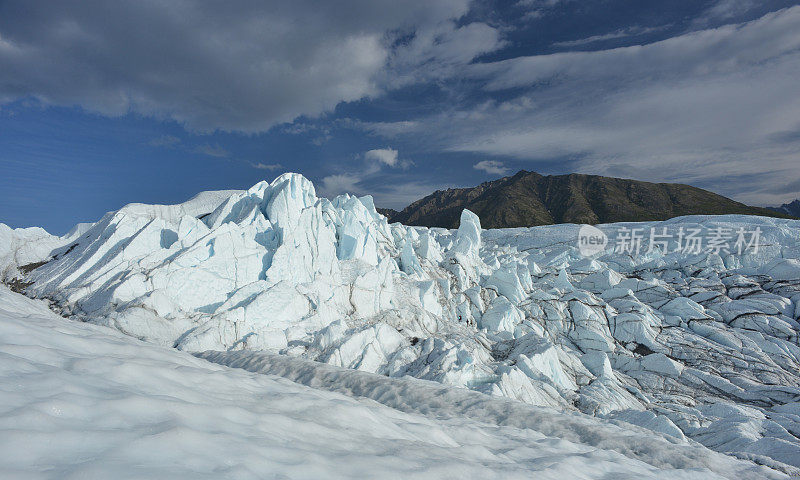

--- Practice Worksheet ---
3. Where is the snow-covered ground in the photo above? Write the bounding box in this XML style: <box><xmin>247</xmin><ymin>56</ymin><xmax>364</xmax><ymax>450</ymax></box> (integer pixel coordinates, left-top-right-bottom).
<box><xmin>0</xmin><ymin>286</ymin><xmax>785</xmax><ymax>479</ymax></box>
<box><xmin>2</xmin><ymin>173</ymin><xmax>799</xmax><ymax>474</ymax></box>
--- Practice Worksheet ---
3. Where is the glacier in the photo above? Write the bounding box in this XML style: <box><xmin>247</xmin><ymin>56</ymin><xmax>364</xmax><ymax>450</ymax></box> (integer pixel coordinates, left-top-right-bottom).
<box><xmin>1</xmin><ymin>285</ymin><xmax>784</xmax><ymax>479</ymax></box>
<box><xmin>2</xmin><ymin>172</ymin><xmax>800</xmax><ymax>474</ymax></box>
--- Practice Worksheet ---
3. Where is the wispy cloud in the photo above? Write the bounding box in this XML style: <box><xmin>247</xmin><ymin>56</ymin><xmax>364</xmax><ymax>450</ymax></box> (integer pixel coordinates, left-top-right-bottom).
<box><xmin>318</xmin><ymin>173</ymin><xmax>451</xmax><ymax>210</ymax></box>
<box><xmin>775</xmin><ymin>177</ymin><xmax>800</xmax><ymax>195</ymax></box>
<box><xmin>369</xmin><ymin>180</ymin><xmax>454</xmax><ymax>210</ymax></box>
<box><xmin>319</xmin><ymin>146</ymin><xmax>417</xmax><ymax>203</ymax></box>
<box><xmin>320</xmin><ymin>174</ymin><xmax>364</xmax><ymax>197</ymax></box>
<box><xmin>148</xmin><ymin>135</ymin><xmax>181</xmax><ymax>148</ymax></box>
<box><xmin>384</xmin><ymin>21</ymin><xmax>506</xmax><ymax>88</ymax></box>
<box><xmin>281</xmin><ymin>122</ymin><xmax>332</xmax><ymax>145</ymax></box>
<box><xmin>552</xmin><ymin>25</ymin><xmax>668</xmax><ymax>48</ymax></box>
<box><xmin>692</xmin><ymin>0</ymin><xmax>760</xmax><ymax>27</ymax></box>
<box><xmin>194</xmin><ymin>144</ymin><xmax>230</xmax><ymax>158</ymax></box>
<box><xmin>250</xmin><ymin>162</ymin><xmax>283</xmax><ymax>171</ymax></box>
<box><xmin>515</xmin><ymin>0</ymin><xmax>569</xmax><ymax>21</ymax></box>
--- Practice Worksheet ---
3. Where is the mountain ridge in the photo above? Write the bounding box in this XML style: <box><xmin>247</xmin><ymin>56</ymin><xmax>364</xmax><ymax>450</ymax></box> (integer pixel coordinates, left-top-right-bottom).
<box><xmin>769</xmin><ymin>199</ymin><xmax>800</xmax><ymax>218</ymax></box>
<box><xmin>381</xmin><ymin>170</ymin><xmax>791</xmax><ymax>228</ymax></box>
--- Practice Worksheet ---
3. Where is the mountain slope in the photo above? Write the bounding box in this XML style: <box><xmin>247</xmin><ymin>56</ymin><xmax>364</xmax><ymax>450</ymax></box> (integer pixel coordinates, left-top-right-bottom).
<box><xmin>384</xmin><ymin>170</ymin><xmax>789</xmax><ymax>228</ymax></box>
<box><xmin>769</xmin><ymin>199</ymin><xmax>800</xmax><ymax>218</ymax></box>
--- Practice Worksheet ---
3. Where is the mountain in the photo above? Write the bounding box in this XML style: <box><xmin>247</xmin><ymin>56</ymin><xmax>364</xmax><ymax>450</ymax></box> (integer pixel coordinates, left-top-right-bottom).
<box><xmin>769</xmin><ymin>199</ymin><xmax>800</xmax><ymax>218</ymax></box>
<box><xmin>383</xmin><ymin>170</ymin><xmax>789</xmax><ymax>228</ymax></box>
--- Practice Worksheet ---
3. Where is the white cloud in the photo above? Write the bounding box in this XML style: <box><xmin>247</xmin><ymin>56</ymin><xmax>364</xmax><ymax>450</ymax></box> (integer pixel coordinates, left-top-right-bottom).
<box><xmin>474</xmin><ymin>160</ymin><xmax>510</xmax><ymax>175</ymax></box>
<box><xmin>359</xmin><ymin>7</ymin><xmax>800</xmax><ymax>205</ymax></box>
<box><xmin>364</xmin><ymin>148</ymin><xmax>398</xmax><ymax>167</ymax></box>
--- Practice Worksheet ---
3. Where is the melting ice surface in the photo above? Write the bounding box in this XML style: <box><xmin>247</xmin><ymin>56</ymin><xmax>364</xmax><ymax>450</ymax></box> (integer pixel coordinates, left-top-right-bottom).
<box><xmin>2</xmin><ymin>173</ymin><xmax>800</xmax><ymax>474</ymax></box>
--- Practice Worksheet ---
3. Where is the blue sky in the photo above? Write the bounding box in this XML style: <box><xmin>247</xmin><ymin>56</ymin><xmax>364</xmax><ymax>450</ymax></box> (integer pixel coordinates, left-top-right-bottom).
<box><xmin>2</xmin><ymin>0</ymin><xmax>799</xmax><ymax>234</ymax></box>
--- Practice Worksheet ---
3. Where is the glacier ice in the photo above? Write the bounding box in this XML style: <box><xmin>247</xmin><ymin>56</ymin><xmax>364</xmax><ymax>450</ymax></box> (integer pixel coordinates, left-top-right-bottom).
<box><xmin>2</xmin><ymin>285</ymin><xmax>785</xmax><ymax>479</ymax></box>
<box><xmin>3</xmin><ymin>172</ymin><xmax>800</xmax><ymax>474</ymax></box>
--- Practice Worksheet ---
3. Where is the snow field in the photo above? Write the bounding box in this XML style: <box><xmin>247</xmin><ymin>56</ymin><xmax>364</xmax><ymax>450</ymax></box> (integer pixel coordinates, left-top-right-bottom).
<box><xmin>2</xmin><ymin>287</ymin><xmax>777</xmax><ymax>479</ymax></box>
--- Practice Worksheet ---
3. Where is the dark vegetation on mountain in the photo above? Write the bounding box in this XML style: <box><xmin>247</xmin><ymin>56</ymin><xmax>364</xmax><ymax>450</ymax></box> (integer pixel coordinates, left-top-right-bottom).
<box><xmin>381</xmin><ymin>170</ymin><xmax>792</xmax><ymax>229</ymax></box>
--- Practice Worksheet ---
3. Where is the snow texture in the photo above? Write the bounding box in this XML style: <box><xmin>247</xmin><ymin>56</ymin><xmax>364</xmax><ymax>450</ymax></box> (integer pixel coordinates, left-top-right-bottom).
<box><xmin>3</xmin><ymin>172</ymin><xmax>800</xmax><ymax>473</ymax></box>
<box><xmin>0</xmin><ymin>286</ymin><xmax>784</xmax><ymax>479</ymax></box>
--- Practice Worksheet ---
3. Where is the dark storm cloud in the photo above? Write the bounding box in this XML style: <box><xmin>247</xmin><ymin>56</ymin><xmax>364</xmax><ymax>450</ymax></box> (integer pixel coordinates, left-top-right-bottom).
<box><xmin>0</xmin><ymin>0</ymin><xmax>484</xmax><ymax>132</ymax></box>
